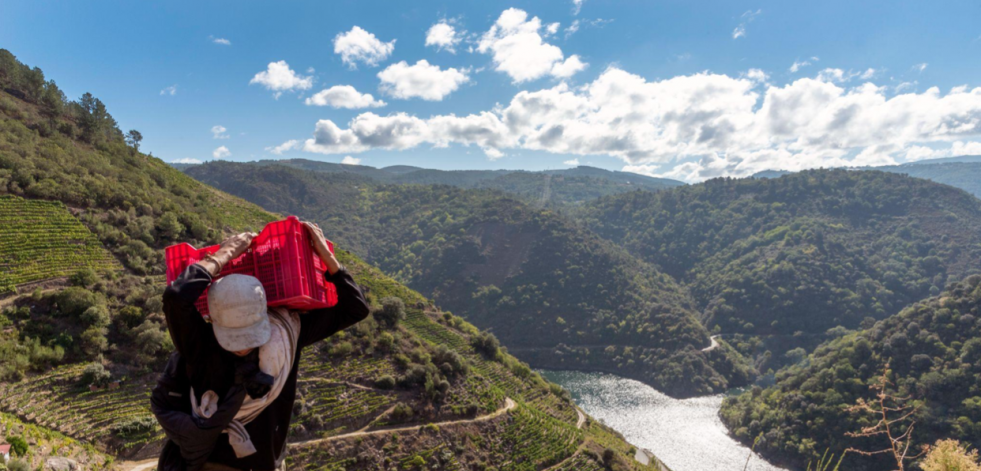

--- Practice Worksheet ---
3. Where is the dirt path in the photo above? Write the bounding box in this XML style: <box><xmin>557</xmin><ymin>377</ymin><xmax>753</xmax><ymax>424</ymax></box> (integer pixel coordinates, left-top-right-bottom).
<box><xmin>701</xmin><ymin>335</ymin><xmax>720</xmax><ymax>352</ymax></box>
<box><xmin>291</xmin><ymin>397</ymin><xmax>516</xmax><ymax>448</ymax></box>
<box><xmin>118</xmin><ymin>398</ymin><xmax>518</xmax><ymax>469</ymax></box>
<box><xmin>575</xmin><ymin>407</ymin><xmax>586</xmax><ymax>429</ymax></box>
<box><xmin>116</xmin><ymin>459</ymin><xmax>156</xmax><ymax>471</ymax></box>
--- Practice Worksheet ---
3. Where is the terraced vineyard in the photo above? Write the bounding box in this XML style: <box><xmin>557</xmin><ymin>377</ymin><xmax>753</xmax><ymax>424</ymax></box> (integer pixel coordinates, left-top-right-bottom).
<box><xmin>293</xmin><ymin>380</ymin><xmax>395</xmax><ymax>436</ymax></box>
<box><xmin>0</xmin><ymin>195</ymin><xmax>117</xmax><ymax>293</ymax></box>
<box><xmin>0</xmin><ymin>412</ymin><xmax>115</xmax><ymax>470</ymax></box>
<box><xmin>0</xmin><ymin>363</ymin><xmax>160</xmax><ymax>454</ymax></box>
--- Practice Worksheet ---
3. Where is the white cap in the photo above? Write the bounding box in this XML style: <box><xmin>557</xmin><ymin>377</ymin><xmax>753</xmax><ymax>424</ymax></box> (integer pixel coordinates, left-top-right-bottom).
<box><xmin>207</xmin><ymin>274</ymin><xmax>271</xmax><ymax>352</ymax></box>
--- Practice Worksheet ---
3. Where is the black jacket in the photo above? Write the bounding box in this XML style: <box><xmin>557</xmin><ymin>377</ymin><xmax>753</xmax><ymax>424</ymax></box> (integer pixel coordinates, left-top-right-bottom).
<box><xmin>154</xmin><ymin>264</ymin><xmax>370</xmax><ymax>471</ymax></box>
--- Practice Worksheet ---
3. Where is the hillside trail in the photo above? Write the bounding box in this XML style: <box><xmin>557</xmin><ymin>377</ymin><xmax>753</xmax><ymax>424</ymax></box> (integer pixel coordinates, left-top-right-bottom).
<box><xmin>701</xmin><ymin>335</ymin><xmax>720</xmax><ymax>352</ymax></box>
<box><xmin>291</xmin><ymin>397</ymin><xmax>516</xmax><ymax>448</ymax></box>
<box><xmin>575</xmin><ymin>406</ymin><xmax>586</xmax><ymax>429</ymax></box>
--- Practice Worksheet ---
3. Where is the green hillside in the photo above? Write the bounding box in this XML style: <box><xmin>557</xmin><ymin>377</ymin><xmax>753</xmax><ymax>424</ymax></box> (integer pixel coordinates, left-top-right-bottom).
<box><xmin>186</xmin><ymin>161</ymin><xmax>753</xmax><ymax>397</ymax></box>
<box><xmin>0</xmin><ymin>49</ymin><xmax>657</xmax><ymax>470</ymax></box>
<box><xmin>0</xmin><ymin>195</ymin><xmax>117</xmax><ymax>294</ymax></box>
<box><xmin>721</xmin><ymin>274</ymin><xmax>981</xmax><ymax>471</ymax></box>
<box><xmin>579</xmin><ymin>170</ymin><xmax>981</xmax><ymax>370</ymax></box>
<box><xmin>238</xmin><ymin>158</ymin><xmax>683</xmax><ymax>207</ymax></box>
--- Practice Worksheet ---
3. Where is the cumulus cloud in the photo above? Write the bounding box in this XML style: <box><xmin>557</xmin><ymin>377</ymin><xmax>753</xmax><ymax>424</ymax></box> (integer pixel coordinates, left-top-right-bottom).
<box><xmin>305</xmin><ymin>85</ymin><xmax>386</xmax><ymax>108</ymax></box>
<box><xmin>211</xmin><ymin>36</ymin><xmax>231</xmax><ymax>46</ymax></box>
<box><xmin>286</xmin><ymin>67</ymin><xmax>981</xmax><ymax>180</ymax></box>
<box><xmin>425</xmin><ymin>21</ymin><xmax>462</xmax><ymax>53</ymax></box>
<box><xmin>341</xmin><ymin>156</ymin><xmax>362</xmax><ymax>165</ymax></box>
<box><xmin>913</xmin><ymin>62</ymin><xmax>928</xmax><ymax>72</ymax></box>
<box><xmin>564</xmin><ymin>158</ymin><xmax>580</xmax><ymax>166</ymax></box>
<box><xmin>477</xmin><ymin>8</ymin><xmax>588</xmax><ymax>83</ymax></box>
<box><xmin>377</xmin><ymin>60</ymin><xmax>470</xmax><ymax>101</ymax></box>
<box><xmin>160</xmin><ymin>85</ymin><xmax>178</xmax><ymax>96</ymax></box>
<box><xmin>250</xmin><ymin>61</ymin><xmax>313</xmax><ymax>98</ymax></box>
<box><xmin>172</xmin><ymin>158</ymin><xmax>203</xmax><ymax>164</ymax></box>
<box><xmin>334</xmin><ymin>26</ymin><xmax>395</xmax><ymax>68</ymax></box>
<box><xmin>213</xmin><ymin>146</ymin><xmax>231</xmax><ymax>159</ymax></box>
<box><xmin>572</xmin><ymin>0</ymin><xmax>585</xmax><ymax>15</ymax></box>
<box><xmin>266</xmin><ymin>140</ymin><xmax>300</xmax><ymax>155</ymax></box>
<box><xmin>211</xmin><ymin>125</ymin><xmax>229</xmax><ymax>139</ymax></box>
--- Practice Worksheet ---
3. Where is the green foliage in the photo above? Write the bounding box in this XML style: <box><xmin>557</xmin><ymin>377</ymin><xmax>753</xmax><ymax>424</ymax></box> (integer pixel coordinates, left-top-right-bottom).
<box><xmin>374</xmin><ymin>375</ymin><xmax>396</xmax><ymax>390</ymax></box>
<box><xmin>6</xmin><ymin>436</ymin><xmax>27</xmax><ymax>456</ymax></box>
<box><xmin>79</xmin><ymin>363</ymin><xmax>110</xmax><ymax>387</ymax></box>
<box><xmin>374</xmin><ymin>297</ymin><xmax>406</xmax><ymax>329</ymax></box>
<box><xmin>6</xmin><ymin>460</ymin><xmax>27</xmax><ymax>471</ymax></box>
<box><xmin>580</xmin><ymin>169</ymin><xmax>981</xmax><ymax>369</ymax></box>
<box><xmin>187</xmin><ymin>160</ymin><xmax>741</xmax><ymax>396</ymax></box>
<box><xmin>922</xmin><ymin>439</ymin><xmax>981</xmax><ymax>471</ymax></box>
<box><xmin>0</xmin><ymin>196</ymin><xmax>116</xmax><ymax>293</ymax></box>
<box><xmin>720</xmin><ymin>275</ymin><xmax>981</xmax><ymax>470</ymax></box>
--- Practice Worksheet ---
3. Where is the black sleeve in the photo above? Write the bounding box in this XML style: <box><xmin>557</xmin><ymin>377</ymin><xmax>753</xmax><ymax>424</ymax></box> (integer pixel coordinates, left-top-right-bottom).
<box><xmin>297</xmin><ymin>268</ymin><xmax>371</xmax><ymax>348</ymax></box>
<box><xmin>163</xmin><ymin>264</ymin><xmax>217</xmax><ymax>362</ymax></box>
<box><xmin>151</xmin><ymin>353</ymin><xmax>247</xmax><ymax>471</ymax></box>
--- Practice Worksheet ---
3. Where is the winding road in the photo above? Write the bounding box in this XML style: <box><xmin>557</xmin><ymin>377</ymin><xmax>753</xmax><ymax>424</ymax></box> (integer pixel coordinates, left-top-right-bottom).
<box><xmin>118</xmin><ymin>397</ymin><xmax>533</xmax><ymax>470</ymax></box>
<box><xmin>701</xmin><ymin>335</ymin><xmax>720</xmax><ymax>352</ymax></box>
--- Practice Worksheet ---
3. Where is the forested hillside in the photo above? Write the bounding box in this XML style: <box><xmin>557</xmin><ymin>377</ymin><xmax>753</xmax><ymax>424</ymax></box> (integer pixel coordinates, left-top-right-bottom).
<box><xmin>187</xmin><ymin>161</ymin><xmax>752</xmax><ymax>397</ymax></box>
<box><xmin>721</xmin><ymin>274</ymin><xmax>981</xmax><ymax>470</ymax></box>
<box><xmin>0</xmin><ymin>49</ymin><xmax>658</xmax><ymax>470</ymax></box>
<box><xmin>579</xmin><ymin>170</ymin><xmax>981</xmax><ymax>370</ymax></box>
<box><xmin>242</xmin><ymin>158</ymin><xmax>684</xmax><ymax>207</ymax></box>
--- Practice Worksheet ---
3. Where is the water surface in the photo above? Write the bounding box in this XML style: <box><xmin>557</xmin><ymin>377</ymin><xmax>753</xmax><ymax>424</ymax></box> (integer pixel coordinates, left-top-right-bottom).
<box><xmin>540</xmin><ymin>370</ymin><xmax>787</xmax><ymax>471</ymax></box>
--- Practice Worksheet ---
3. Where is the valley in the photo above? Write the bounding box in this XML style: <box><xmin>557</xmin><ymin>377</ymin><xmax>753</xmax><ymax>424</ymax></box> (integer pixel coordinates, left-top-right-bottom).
<box><xmin>2</xmin><ymin>45</ymin><xmax>981</xmax><ymax>471</ymax></box>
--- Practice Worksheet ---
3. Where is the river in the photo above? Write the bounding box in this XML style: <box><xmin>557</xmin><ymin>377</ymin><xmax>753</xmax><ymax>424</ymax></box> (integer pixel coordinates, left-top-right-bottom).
<box><xmin>539</xmin><ymin>370</ymin><xmax>788</xmax><ymax>471</ymax></box>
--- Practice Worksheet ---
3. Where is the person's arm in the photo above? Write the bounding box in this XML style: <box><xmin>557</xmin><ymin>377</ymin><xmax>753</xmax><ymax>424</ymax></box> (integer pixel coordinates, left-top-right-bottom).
<box><xmin>162</xmin><ymin>232</ymin><xmax>255</xmax><ymax>359</ymax></box>
<box><xmin>151</xmin><ymin>353</ymin><xmax>247</xmax><ymax>471</ymax></box>
<box><xmin>297</xmin><ymin>222</ymin><xmax>371</xmax><ymax>348</ymax></box>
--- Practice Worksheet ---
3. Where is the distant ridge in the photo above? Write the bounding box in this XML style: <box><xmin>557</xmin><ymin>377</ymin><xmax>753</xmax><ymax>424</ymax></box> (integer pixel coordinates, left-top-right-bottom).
<box><xmin>174</xmin><ymin>158</ymin><xmax>685</xmax><ymax>206</ymax></box>
<box><xmin>748</xmin><ymin>154</ymin><xmax>981</xmax><ymax>198</ymax></box>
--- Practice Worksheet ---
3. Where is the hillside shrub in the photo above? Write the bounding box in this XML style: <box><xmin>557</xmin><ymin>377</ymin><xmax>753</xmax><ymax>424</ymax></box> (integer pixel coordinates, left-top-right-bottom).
<box><xmin>922</xmin><ymin>439</ymin><xmax>981</xmax><ymax>471</ymax></box>
<box><xmin>79</xmin><ymin>362</ymin><xmax>111</xmax><ymax>386</ymax></box>
<box><xmin>6</xmin><ymin>436</ymin><xmax>27</xmax><ymax>456</ymax></box>
<box><xmin>374</xmin><ymin>375</ymin><xmax>396</xmax><ymax>390</ymax></box>
<box><xmin>373</xmin><ymin>297</ymin><xmax>405</xmax><ymax>329</ymax></box>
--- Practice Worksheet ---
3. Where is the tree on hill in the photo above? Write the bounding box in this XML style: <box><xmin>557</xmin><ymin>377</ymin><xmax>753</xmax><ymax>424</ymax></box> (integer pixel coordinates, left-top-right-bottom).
<box><xmin>125</xmin><ymin>129</ymin><xmax>142</xmax><ymax>151</ymax></box>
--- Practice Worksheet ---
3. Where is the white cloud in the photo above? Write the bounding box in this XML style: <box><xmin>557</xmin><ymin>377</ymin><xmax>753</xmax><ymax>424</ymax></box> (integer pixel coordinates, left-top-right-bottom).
<box><xmin>266</xmin><ymin>140</ymin><xmax>300</xmax><ymax>155</ymax></box>
<box><xmin>211</xmin><ymin>125</ymin><xmax>229</xmax><ymax>139</ymax></box>
<box><xmin>172</xmin><ymin>158</ymin><xmax>203</xmax><ymax>164</ymax></box>
<box><xmin>287</xmin><ymin>67</ymin><xmax>981</xmax><ymax>182</ymax></box>
<box><xmin>211</xmin><ymin>37</ymin><xmax>231</xmax><ymax>46</ymax></box>
<box><xmin>564</xmin><ymin>158</ymin><xmax>580</xmax><ymax>166</ymax></box>
<box><xmin>789</xmin><ymin>59</ymin><xmax>812</xmax><ymax>73</ymax></box>
<box><xmin>745</xmin><ymin>68</ymin><xmax>768</xmax><ymax>83</ymax></box>
<box><xmin>213</xmin><ymin>146</ymin><xmax>231</xmax><ymax>159</ymax></box>
<box><xmin>425</xmin><ymin>21</ymin><xmax>462</xmax><ymax>53</ymax></box>
<box><xmin>250</xmin><ymin>61</ymin><xmax>313</xmax><ymax>98</ymax></box>
<box><xmin>477</xmin><ymin>8</ymin><xmax>588</xmax><ymax>83</ymax></box>
<box><xmin>913</xmin><ymin>62</ymin><xmax>928</xmax><ymax>72</ymax></box>
<box><xmin>305</xmin><ymin>85</ymin><xmax>386</xmax><ymax>108</ymax></box>
<box><xmin>550</xmin><ymin>55</ymin><xmax>588</xmax><ymax>78</ymax></box>
<box><xmin>545</xmin><ymin>22</ymin><xmax>560</xmax><ymax>36</ymax></box>
<box><xmin>565</xmin><ymin>20</ymin><xmax>581</xmax><ymax>37</ymax></box>
<box><xmin>334</xmin><ymin>26</ymin><xmax>395</xmax><ymax>68</ymax></box>
<box><xmin>572</xmin><ymin>0</ymin><xmax>585</xmax><ymax>15</ymax></box>
<box><xmin>733</xmin><ymin>9</ymin><xmax>761</xmax><ymax>40</ymax></box>
<box><xmin>859</xmin><ymin>68</ymin><xmax>877</xmax><ymax>80</ymax></box>
<box><xmin>377</xmin><ymin>60</ymin><xmax>470</xmax><ymax>101</ymax></box>
<box><xmin>160</xmin><ymin>85</ymin><xmax>178</xmax><ymax>96</ymax></box>
<box><xmin>341</xmin><ymin>156</ymin><xmax>362</xmax><ymax>165</ymax></box>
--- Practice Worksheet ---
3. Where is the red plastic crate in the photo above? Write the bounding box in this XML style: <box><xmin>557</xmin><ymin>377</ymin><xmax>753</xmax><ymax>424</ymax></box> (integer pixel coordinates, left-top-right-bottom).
<box><xmin>165</xmin><ymin>216</ymin><xmax>338</xmax><ymax>321</ymax></box>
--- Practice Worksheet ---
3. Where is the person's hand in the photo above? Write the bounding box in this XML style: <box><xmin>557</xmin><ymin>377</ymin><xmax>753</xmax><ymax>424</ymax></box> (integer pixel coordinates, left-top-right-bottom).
<box><xmin>196</xmin><ymin>232</ymin><xmax>256</xmax><ymax>277</ymax></box>
<box><xmin>218</xmin><ymin>232</ymin><xmax>257</xmax><ymax>260</ymax></box>
<box><xmin>303</xmin><ymin>221</ymin><xmax>340</xmax><ymax>275</ymax></box>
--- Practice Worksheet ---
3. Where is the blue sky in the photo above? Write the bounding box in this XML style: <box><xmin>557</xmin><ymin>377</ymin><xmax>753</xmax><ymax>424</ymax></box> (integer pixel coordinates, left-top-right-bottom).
<box><xmin>3</xmin><ymin>0</ymin><xmax>981</xmax><ymax>180</ymax></box>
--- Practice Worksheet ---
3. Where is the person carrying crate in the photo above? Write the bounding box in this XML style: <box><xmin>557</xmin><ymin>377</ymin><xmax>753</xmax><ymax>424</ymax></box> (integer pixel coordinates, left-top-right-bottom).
<box><xmin>151</xmin><ymin>222</ymin><xmax>370</xmax><ymax>471</ymax></box>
